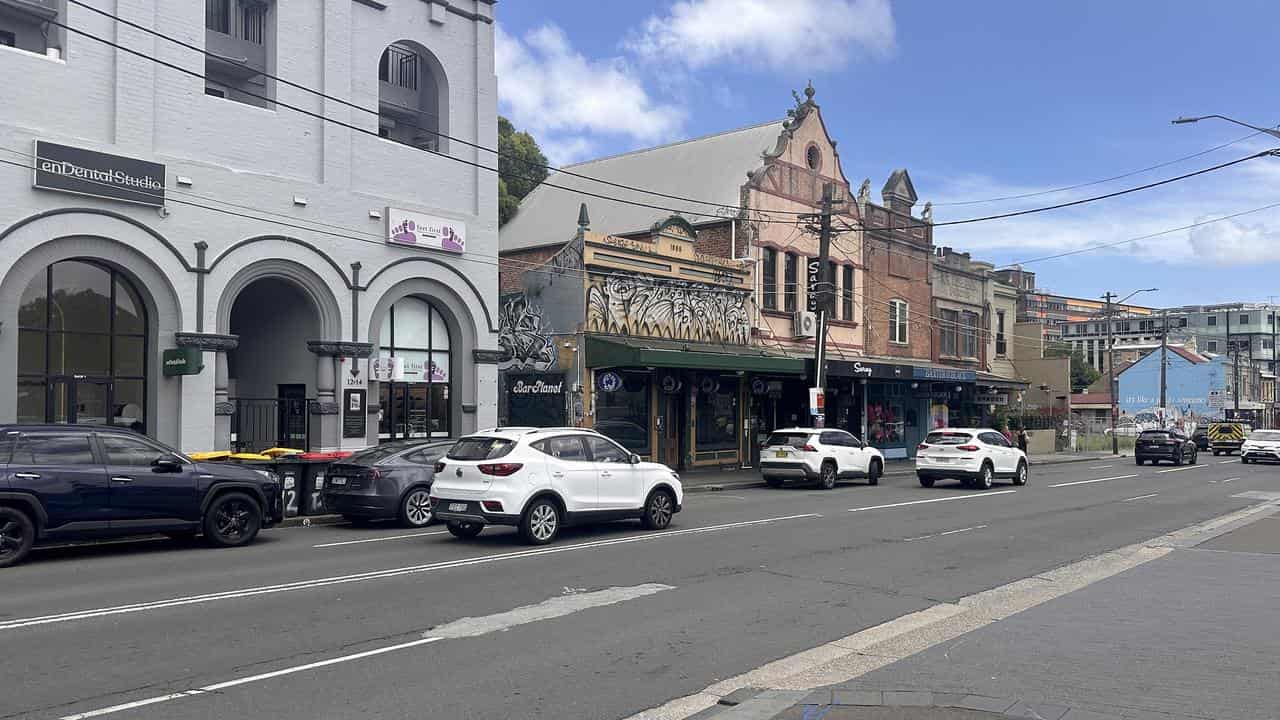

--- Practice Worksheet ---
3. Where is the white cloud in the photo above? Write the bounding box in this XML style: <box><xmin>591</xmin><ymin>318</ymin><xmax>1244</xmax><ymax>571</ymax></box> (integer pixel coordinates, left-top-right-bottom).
<box><xmin>496</xmin><ymin>24</ymin><xmax>686</xmax><ymax>165</ymax></box>
<box><xmin>1187</xmin><ymin>216</ymin><xmax>1280</xmax><ymax>265</ymax></box>
<box><xmin>626</xmin><ymin>0</ymin><xmax>896</xmax><ymax>70</ymax></box>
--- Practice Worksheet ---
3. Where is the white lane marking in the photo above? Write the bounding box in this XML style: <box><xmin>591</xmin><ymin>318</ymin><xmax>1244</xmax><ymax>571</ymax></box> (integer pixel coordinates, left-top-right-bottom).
<box><xmin>1048</xmin><ymin>474</ymin><xmax>1138</xmax><ymax>488</ymax></box>
<box><xmin>312</xmin><ymin>530</ymin><xmax>448</xmax><ymax>548</ymax></box>
<box><xmin>848</xmin><ymin>490</ymin><xmax>1015</xmax><ymax>513</ymax></box>
<box><xmin>61</xmin><ymin>638</ymin><xmax>444</xmax><ymax>720</ymax></box>
<box><xmin>1222</xmin><ymin>477</ymin><xmax>1237</xmax><ymax>483</ymax></box>
<box><xmin>1156</xmin><ymin>465</ymin><xmax>1205</xmax><ymax>474</ymax></box>
<box><xmin>905</xmin><ymin>524</ymin><xmax>988</xmax><ymax>542</ymax></box>
<box><xmin>1088</xmin><ymin>465</ymin><xmax>1114</xmax><ymax>469</ymax></box>
<box><xmin>1219</xmin><ymin>460</ymin><xmax>1237</xmax><ymax>464</ymax></box>
<box><xmin>1121</xmin><ymin>493</ymin><xmax>1159</xmax><ymax>502</ymax></box>
<box><xmin>0</xmin><ymin>514</ymin><xmax>816</xmax><ymax>632</ymax></box>
<box><xmin>61</xmin><ymin>584</ymin><xmax>673</xmax><ymax>720</ymax></box>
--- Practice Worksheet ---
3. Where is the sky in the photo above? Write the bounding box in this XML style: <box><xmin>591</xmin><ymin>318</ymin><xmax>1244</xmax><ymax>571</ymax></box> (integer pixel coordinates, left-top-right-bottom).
<box><xmin>493</xmin><ymin>0</ymin><xmax>1280</xmax><ymax>308</ymax></box>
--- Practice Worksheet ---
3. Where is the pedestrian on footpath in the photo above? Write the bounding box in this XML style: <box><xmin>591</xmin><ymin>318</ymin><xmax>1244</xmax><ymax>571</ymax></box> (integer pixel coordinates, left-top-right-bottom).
<box><xmin>1017</xmin><ymin>427</ymin><xmax>1029</xmax><ymax>455</ymax></box>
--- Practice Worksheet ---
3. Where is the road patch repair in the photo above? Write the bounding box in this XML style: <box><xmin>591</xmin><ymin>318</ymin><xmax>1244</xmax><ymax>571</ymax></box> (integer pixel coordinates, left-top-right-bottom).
<box><xmin>627</xmin><ymin>497</ymin><xmax>1280</xmax><ymax>720</ymax></box>
<box><xmin>60</xmin><ymin>584</ymin><xmax>674</xmax><ymax>720</ymax></box>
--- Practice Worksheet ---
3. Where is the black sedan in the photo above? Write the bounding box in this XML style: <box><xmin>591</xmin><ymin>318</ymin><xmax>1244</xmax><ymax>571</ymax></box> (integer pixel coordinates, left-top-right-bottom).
<box><xmin>1134</xmin><ymin>429</ymin><xmax>1198</xmax><ymax>466</ymax></box>
<box><xmin>321</xmin><ymin>440</ymin><xmax>452</xmax><ymax>527</ymax></box>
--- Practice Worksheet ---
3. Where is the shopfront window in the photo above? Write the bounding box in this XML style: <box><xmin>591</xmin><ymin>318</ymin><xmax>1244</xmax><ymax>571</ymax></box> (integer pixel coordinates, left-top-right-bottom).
<box><xmin>377</xmin><ymin>297</ymin><xmax>452</xmax><ymax>440</ymax></box>
<box><xmin>17</xmin><ymin>260</ymin><xmax>148</xmax><ymax>432</ymax></box>
<box><xmin>695</xmin><ymin>376</ymin><xmax>738</xmax><ymax>452</ymax></box>
<box><xmin>867</xmin><ymin>382</ymin><xmax>907</xmax><ymax>452</ymax></box>
<box><xmin>594</xmin><ymin>370</ymin><xmax>651</xmax><ymax>455</ymax></box>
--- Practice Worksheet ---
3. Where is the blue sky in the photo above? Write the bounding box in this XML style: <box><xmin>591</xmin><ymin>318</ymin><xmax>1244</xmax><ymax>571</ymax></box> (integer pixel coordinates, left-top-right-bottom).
<box><xmin>495</xmin><ymin>1</ymin><xmax>1280</xmax><ymax>307</ymax></box>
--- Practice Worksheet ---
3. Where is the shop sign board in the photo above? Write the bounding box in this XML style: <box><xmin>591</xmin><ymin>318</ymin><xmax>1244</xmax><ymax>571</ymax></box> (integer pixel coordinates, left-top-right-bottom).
<box><xmin>386</xmin><ymin>207</ymin><xmax>466</xmax><ymax>254</ymax></box>
<box><xmin>975</xmin><ymin>392</ymin><xmax>1009</xmax><ymax>405</ymax></box>
<box><xmin>34</xmin><ymin>140</ymin><xmax>166</xmax><ymax>207</ymax></box>
<box><xmin>161</xmin><ymin>347</ymin><xmax>204</xmax><ymax>377</ymax></box>
<box><xmin>912</xmin><ymin>366</ymin><xmax>977</xmax><ymax>382</ymax></box>
<box><xmin>371</xmin><ymin>356</ymin><xmax>404</xmax><ymax>382</ymax></box>
<box><xmin>597</xmin><ymin>371</ymin><xmax>623</xmax><ymax>393</ymax></box>
<box><xmin>343</xmin><ymin>389</ymin><xmax>367</xmax><ymax>439</ymax></box>
<box><xmin>809</xmin><ymin>387</ymin><xmax>825</xmax><ymax>415</ymax></box>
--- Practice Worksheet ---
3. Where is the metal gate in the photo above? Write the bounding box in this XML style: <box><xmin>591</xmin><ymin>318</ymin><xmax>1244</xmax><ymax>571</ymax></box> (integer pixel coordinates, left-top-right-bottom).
<box><xmin>232</xmin><ymin>398</ymin><xmax>312</xmax><ymax>452</ymax></box>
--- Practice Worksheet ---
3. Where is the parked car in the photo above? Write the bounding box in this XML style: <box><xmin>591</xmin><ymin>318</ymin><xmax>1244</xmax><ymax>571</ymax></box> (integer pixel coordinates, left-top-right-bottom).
<box><xmin>0</xmin><ymin>425</ymin><xmax>283</xmax><ymax>568</ymax></box>
<box><xmin>430</xmin><ymin>428</ymin><xmax>683</xmax><ymax>545</ymax></box>
<box><xmin>1208</xmin><ymin>421</ymin><xmax>1251</xmax><ymax>456</ymax></box>
<box><xmin>321</xmin><ymin>439</ymin><xmax>453</xmax><ymax>527</ymax></box>
<box><xmin>759</xmin><ymin>428</ymin><xmax>884</xmax><ymax>489</ymax></box>
<box><xmin>1134</xmin><ymin>429</ymin><xmax>1198</xmax><ymax>466</ymax></box>
<box><xmin>915</xmin><ymin>428</ymin><xmax>1028</xmax><ymax>490</ymax></box>
<box><xmin>1240</xmin><ymin>429</ymin><xmax>1280</xmax><ymax>464</ymax></box>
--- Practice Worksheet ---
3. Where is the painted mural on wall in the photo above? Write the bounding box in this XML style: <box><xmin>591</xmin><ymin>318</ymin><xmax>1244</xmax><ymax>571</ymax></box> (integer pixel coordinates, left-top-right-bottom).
<box><xmin>586</xmin><ymin>273</ymin><xmax>750</xmax><ymax>345</ymax></box>
<box><xmin>498</xmin><ymin>294</ymin><xmax>555</xmax><ymax>370</ymax></box>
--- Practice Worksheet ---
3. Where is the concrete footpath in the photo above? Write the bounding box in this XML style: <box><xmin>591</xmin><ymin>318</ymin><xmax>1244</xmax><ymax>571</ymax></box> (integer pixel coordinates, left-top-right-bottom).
<box><xmin>686</xmin><ymin>495</ymin><xmax>1280</xmax><ymax>720</ymax></box>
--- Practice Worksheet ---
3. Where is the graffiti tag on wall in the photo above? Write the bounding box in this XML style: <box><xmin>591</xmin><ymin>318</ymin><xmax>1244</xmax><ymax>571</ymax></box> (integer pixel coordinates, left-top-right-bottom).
<box><xmin>586</xmin><ymin>273</ymin><xmax>750</xmax><ymax>345</ymax></box>
<box><xmin>498</xmin><ymin>294</ymin><xmax>556</xmax><ymax>370</ymax></box>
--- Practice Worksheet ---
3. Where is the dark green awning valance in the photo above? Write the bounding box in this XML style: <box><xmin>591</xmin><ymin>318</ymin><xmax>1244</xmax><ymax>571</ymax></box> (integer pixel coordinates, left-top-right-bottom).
<box><xmin>584</xmin><ymin>335</ymin><xmax>806</xmax><ymax>374</ymax></box>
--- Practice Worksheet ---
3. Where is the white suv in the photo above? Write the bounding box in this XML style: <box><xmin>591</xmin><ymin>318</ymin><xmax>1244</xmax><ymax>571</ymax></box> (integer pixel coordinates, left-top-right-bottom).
<box><xmin>429</xmin><ymin>428</ymin><xmax>684</xmax><ymax>545</ymax></box>
<box><xmin>759</xmin><ymin>428</ymin><xmax>885</xmax><ymax>489</ymax></box>
<box><xmin>915</xmin><ymin>428</ymin><xmax>1028</xmax><ymax>489</ymax></box>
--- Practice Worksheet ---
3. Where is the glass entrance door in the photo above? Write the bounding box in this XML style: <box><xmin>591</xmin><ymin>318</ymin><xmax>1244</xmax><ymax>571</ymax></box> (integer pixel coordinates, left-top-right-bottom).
<box><xmin>47</xmin><ymin>376</ymin><xmax>113</xmax><ymax>427</ymax></box>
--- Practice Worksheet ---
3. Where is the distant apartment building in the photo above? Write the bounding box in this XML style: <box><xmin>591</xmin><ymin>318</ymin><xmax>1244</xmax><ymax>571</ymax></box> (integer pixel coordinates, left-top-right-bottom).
<box><xmin>990</xmin><ymin>268</ymin><xmax>1153</xmax><ymax>341</ymax></box>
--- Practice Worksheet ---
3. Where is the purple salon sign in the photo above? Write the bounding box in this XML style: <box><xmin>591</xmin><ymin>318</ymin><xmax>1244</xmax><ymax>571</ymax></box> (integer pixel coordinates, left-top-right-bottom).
<box><xmin>386</xmin><ymin>207</ymin><xmax>466</xmax><ymax>254</ymax></box>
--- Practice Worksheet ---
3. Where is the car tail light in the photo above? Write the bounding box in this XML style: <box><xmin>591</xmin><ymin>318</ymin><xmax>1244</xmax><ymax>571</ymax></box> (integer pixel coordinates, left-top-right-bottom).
<box><xmin>434</xmin><ymin>461</ymin><xmax>446</xmax><ymax>474</ymax></box>
<box><xmin>366</xmin><ymin>468</ymin><xmax>382</xmax><ymax>480</ymax></box>
<box><xmin>802</xmin><ymin>444</ymin><xmax>818</xmax><ymax>452</ymax></box>
<box><xmin>917</xmin><ymin>443</ymin><xmax>930</xmax><ymax>451</ymax></box>
<box><xmin>957</xmin><ymin>445</ymin><xmax>980</xmax><ymax>452</ymax></box>
<box><xmin>478</xmin><ymin>462</ymin><xmax>523</xmax><ymax>476</ymax></box>
<box><xmin>481</xmin><ymin>500</ymin><xmax>505</xmax><ymax>512</ymax></box>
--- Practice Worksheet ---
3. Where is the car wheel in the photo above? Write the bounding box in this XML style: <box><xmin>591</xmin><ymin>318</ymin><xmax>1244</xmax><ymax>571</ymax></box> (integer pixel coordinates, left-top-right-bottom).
<box><xmin>918</xmin><ymin>476</ymin><xmax>935</xmax><ymax>488</ymax></box>
<box><xmin>1013</xmin><ymin>461</ymin><xmax>1028</xmax><ymax>486</ymax></box>
<box><xmin>520</xmin><ymin>498</ymin><xmax>561</xmax><ymax>545</ymax></box>
<box><xmin>976</xmin><ymin>463</ymin><xmax>994</xmax><ymax>490</ymax></box>
<box><xmin>641</xmin><ymin>489</ymin><xmax>675</xmax><ymax>530</ymax></box>
<box><xmin>1136</xmin><ymin>458</ymin><xmax>1144</xmax><ymax>466</ymax></box>
<box><xmin>765</xmin><ymin>476</ymin><xmax>785</xmax><ymax>488</ymax></box>
<box><xmin>1242</xmin><ymin>457</ymin><xmax>1251</xmax><ymax>464</ymax></box>
<box><xmin>819</xmin><ymin>461</ymin><xmax>838</xmax><ymax>490</ymax></box>
<box><xmin>446</xmin><ymin>520</ymin><xmax>483</xmax><ymax>538</ymax></box>
<box><xmin>1174</xmin><ymin>450</ymin><xmax>1183</xmax><ymax>466</ymax></box>
<box><xmin>399</xmin><ymin>488</ymin><xmax>433</xmax><ymax>528</ymax></box>
<box><xmin>202</xmin><ymin>491</ymin><xmax>262</xmax><ymax>548</ymax></box>
<box><xmin>1213</xmin><ymin>450</ymin><xmax>1221</xmax><ymax>456</ymax></box>
<box><xmin>0</xmin><ymin>506</ymin><xmax>36</xmax><ymax>568</ymax></box>
<box><xmin>867</xmin><ymin>460</ymin><xmax>882</xmax><ymax>486</ymax></box>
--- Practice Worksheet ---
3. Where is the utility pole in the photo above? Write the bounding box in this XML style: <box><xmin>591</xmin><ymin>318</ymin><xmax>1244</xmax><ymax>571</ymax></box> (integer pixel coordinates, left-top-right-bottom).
<box><xmin>1159</xmin><ymin>309</ymin><xmax>1168</xmax><ymax>428</ymax></box>
<box><xmin>1234</xmin><ymin>344</ymin><xmax>1241</xmax><ymax>414</ymax></box>
<box><xmin>1104</xmin><ymin>292</ymin><xmax>1118</xmax><ymax>455</ymax></box>
<box><xmin>809</xmin><ymin>182</ymin><xmax>836</xmax><ymax>429</ymax></box>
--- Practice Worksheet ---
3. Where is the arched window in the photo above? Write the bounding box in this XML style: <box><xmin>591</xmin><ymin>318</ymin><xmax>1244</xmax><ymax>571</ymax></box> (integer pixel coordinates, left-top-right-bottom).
<box><xmin>378</xmin><ymin>41</ymin><xmax>448</xmax><ymax>152</ymax></box>
<box><xmin>17</xmin><ymin>260</ymin><xmax>148</xmax><ymax>432</ymax></box>
<box><xmin>377</xmin><ymin>298</ymin><xmax>452</xmax><ymax>440</ymax></box>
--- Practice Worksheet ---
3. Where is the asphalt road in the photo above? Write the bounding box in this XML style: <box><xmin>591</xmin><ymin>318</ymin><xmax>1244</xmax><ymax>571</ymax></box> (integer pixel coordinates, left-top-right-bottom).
<box><xmin>1</xmin><ymin>456</ymin><xmax>1274</xmax><ymax>720</ymax></box>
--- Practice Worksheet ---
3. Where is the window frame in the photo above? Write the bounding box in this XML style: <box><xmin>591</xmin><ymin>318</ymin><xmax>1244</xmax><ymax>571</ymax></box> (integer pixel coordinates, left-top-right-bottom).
<box><xmin>533</xmin><ymin>434</ymin><xmax>592</xmax><ymax>462</ymax></box>
<box><xmin>995</xmin><ymin>310</ymin><xmax>1007</xmax><ymax>357</ymax></box>
<box><xmin>889</xmin><ymin>299</ymin><xmax>909</xmax><ymax>345</ymax></box>
<box><xmin>761</xmin><ymin>247</ymin><xmax>777</xmax><ymax>311</ymax></box>
<box><xmin>783</xmin><ymin>252</ymin><xmax>798</xmax><ymax>313</ymax></box>
<box><xmin>841</xmin><ymin>265</ymin><xmax>854</xmax><ymax>321</ymax></box>
<box><xmin>13</xmin><ymin>431</ymin><xmax>100</xmax><ymax>466</ymax></box>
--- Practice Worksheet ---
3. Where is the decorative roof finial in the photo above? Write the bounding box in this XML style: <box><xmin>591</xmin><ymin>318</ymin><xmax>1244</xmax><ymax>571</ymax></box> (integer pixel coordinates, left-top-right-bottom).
<box><xmin>577</xmin><ymin>202</ymin><xmax>590</xmax><ymax>231</ymax></box>
<box><xmin>922</xmin><ymin>201</ymin><xmax>933</xmax><ymax>223</ymax></box>
<box><xmin>804</xmin><ymin>80</ymin><xmax>815</xmax><ymax>101</ymax></box>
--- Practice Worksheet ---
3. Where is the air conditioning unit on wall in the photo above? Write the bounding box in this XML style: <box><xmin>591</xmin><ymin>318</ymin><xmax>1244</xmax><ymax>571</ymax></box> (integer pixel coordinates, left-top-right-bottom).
<box><xmin>792</xmin><ymin>311</ymin><xmax>817</xmax><ymax>339</ymax></box>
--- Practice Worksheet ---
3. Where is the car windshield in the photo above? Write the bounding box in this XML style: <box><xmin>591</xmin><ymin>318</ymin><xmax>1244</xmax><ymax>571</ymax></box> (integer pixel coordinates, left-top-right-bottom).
<box><xmin>1249</xmin><ymin>431</ymin><xmax>1280</xmax><ymax>442</ymax></box>
<box><xmin>766</xmin><ymin>432</ymin><xmax>812</xmax><ymax>448</ymax></box>
<box><xmin>925</xmin><ymin>431</ymin><xmax>973</xmax><ymax>445</ymax></box>
<box><xmin>447</xmin><ymin>436</ymin><xmax>516</xmax><ymax>460</ymax></box>
<box><xmin>1139</xmin><ymin>431</ymin><xmax>1171</xmax><ymax>439</ymax></box>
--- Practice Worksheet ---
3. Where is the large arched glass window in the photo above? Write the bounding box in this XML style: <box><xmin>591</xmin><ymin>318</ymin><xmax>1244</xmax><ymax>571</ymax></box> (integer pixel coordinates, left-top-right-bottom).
<box><xmin>377</xmin><ymin>297</ymin><xmax>451</xmax><ymax>440</ymax></box>
<box><xmin>16</xmin><ymin>260</ymin><xmax>148</xmax><ymax>432</ymax></box>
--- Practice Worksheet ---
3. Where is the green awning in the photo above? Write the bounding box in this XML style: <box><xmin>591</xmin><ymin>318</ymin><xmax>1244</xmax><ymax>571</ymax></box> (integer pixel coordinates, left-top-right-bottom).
<box><xmin>584</xmin><ymin>335</ymin><xmax>806</xmax><ymax>374</ymax></box>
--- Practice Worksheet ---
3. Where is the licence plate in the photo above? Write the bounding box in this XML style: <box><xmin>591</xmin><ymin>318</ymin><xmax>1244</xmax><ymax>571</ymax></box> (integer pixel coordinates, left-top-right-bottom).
<box><xmin>329</xmin><ymin>477</ymin><xmax>347</xmax><ymax>486</ymax></box>
<box><xmin>775</xmin><ymin>450</ymin><xmax>787</xmax><ymax>458</ymax></box>
<box><xmin>448</xmin><ymin>503</ymin><xmax>468</xmax><ymax>512</ymax></box>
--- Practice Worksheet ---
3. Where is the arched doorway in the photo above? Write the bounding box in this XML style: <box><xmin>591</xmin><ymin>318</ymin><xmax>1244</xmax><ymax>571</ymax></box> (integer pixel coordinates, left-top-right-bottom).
<box><xmin>227</xmin><ymin>277</ymin><xmax>321</xmax><ymax>450</ymax></box>
<box><xmin>16</xmin><ymin>260</ymin><xmax>148</xmax><ymax>431</ymax></box>
<box><xmin>376</xmin><ymin>297</ymin><xmax>452</xmax><ymax>441</ymax></box>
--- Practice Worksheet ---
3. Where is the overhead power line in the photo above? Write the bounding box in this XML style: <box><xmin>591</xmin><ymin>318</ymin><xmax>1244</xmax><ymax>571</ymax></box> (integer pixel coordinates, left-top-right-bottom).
<box><xmin>41</xmin><ymin>16</ymin><xmax>1278</xmax><ymax>232</ymax></box>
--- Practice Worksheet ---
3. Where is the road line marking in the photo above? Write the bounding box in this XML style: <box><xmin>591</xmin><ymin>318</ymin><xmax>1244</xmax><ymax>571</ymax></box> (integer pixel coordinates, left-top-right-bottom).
<box><xmin>1219</xmin><ymin>460</ymin><xmax>1237</xmax><ymax>464</ymax></box>
<box><xmin>1121</xmin><ymin>493</ymin><xmax>1159</xmax><ymax>502</ymax></box>
<box><xmin>60</xmin><ymin>638</ymin><xmax>443</xmax><ymax>719</ymax></box>
<box><xmin>60</xmin><ymin>584</ymin><xmax>675</xmax><ymax>720</ymax></box>
<box><xmin>848</xmin><ymin>491</ymin><xmax>1016</xmax><ymax>513</ymax></box>
<box><xmin>1088</xmin><ymin>465</ymin><xmax>1114</xmax><ymax>469</ymax></box>
<box><xmin>1222</xmin><ymin>477</ymin><xmax>1237</xmax><ymax>483</ymax></box>
<box><xmin>1048</xmin><ymin>474</ymin><xmax>1138</xmax><ymax>488</ymax></box>
<box><xmin>312</xmin><ymin>530</ymin><xmax>449</xmax><ymax>548</ymax></box>
<box><xmin>0</xmin><ymin>515</ymin><xmax>814</xmax><ymax>632</ymax></box>
<box><xmin>939</xmin><ymin>524</ymin><xmax>987</xmax><ymax>536</ymax></box>
<box><xmin>1156</xmin><ymin>465</ymin><xmax>1205</xmax><ymax>474</ymax></box>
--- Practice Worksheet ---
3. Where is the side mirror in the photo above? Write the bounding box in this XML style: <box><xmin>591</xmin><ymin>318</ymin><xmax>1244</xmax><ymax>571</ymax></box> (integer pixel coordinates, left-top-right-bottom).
<box><xmin>629</xmin><ymin>453</ymin><xmax>641</xmax><ymax>465</ymax></box>
<box><xmin>151</xmin><ymin>456</ymin><xmax>183</xmax><ymax>473</ymax></box>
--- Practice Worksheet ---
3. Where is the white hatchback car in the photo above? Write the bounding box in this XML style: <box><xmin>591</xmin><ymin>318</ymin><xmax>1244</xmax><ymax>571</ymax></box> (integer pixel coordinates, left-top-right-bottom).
<box><xmin>915</xmin><ymin>428</ymin><xmax>1028</xmax><ymax>489</ymax></box>
<box><xmin>759</xmin><ymin>427</ymin><xmax>885</xmax><ymax>489</ymax></box>
<box><xmin>429</xmin><ymin>428</ymin><xmax>684</xmax><ymax>545</ymax></box>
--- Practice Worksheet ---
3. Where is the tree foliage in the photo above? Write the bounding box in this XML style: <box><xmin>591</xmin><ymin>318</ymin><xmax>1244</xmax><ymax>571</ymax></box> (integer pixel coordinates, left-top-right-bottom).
<box><xmin>498</xmin><ymin>116</ymin><xmax>549</xmax><ymax>226</ymax></box>
<box><xmin>1046</xmin><ymin>342</ymin><xmax>1102</xmax><ymax>392</ymax></box>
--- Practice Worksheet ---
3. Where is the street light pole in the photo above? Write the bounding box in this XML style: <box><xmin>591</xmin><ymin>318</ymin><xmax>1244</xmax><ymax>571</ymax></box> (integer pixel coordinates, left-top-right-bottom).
<box><xmin>1160</xmin><ymin>309</ymin><xmax>1168</xmax><ymax>427</ymax></box>
<box><xmin>1103</xmin><ymin>288</ymin><xmax>1158</xmax><ymax>455</ymax></box>
<box><xmin>1172</xmin><ymin>115</ymin><xmax>1280</xmax><ymax>141</ymax></box>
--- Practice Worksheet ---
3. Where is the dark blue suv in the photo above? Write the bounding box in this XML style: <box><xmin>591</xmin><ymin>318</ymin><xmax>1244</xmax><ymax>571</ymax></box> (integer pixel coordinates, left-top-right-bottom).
<box><xmin>0</xmin><ymin>425</ymin><xmax>283</xmax><ymax>567</ymax></box>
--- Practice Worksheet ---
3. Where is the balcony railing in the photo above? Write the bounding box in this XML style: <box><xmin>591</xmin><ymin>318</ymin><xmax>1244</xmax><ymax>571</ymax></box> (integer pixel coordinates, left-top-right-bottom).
<box><xmin>379</xmin><ymin>45</ymin><xmax>419</xmax><ymax>91</ymax></box>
